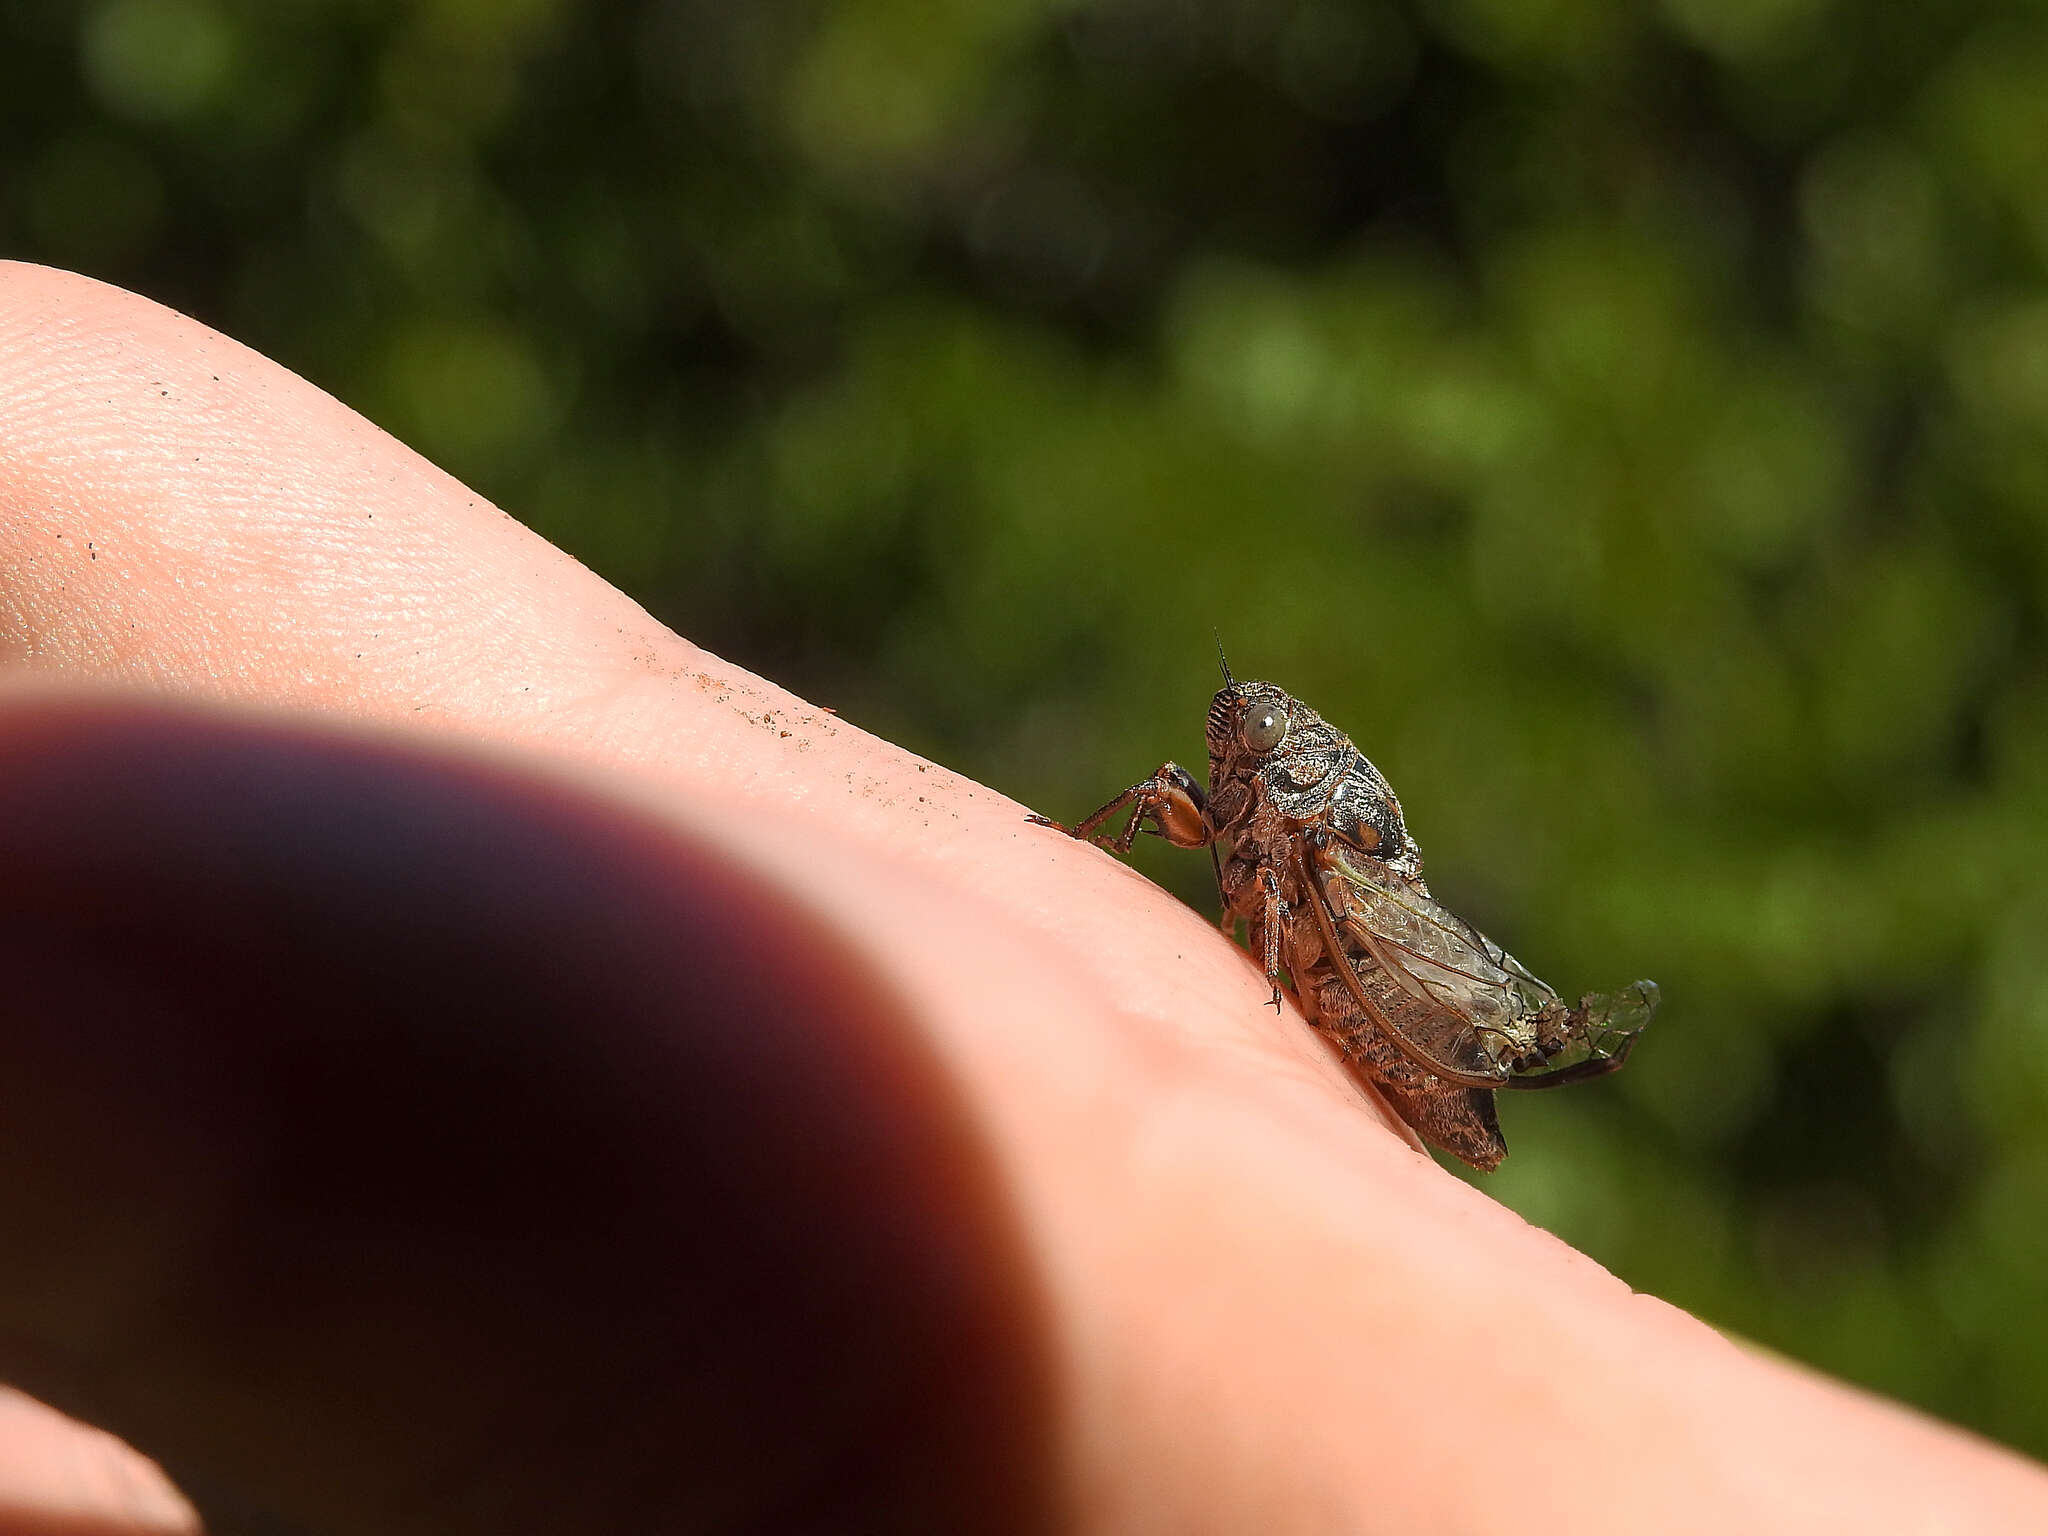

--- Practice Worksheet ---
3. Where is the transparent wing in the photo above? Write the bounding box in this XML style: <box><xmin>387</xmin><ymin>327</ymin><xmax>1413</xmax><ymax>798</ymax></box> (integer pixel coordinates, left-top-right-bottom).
<box><xmin>1507</xmin><ymin>978</ymin><xmax>1660</xmax><ymax>1087</ymax></box>
<box><xmin>1305</xmin><ymin>839</ymin><xmax>1561</xmax><ymax>1087</ymax></box>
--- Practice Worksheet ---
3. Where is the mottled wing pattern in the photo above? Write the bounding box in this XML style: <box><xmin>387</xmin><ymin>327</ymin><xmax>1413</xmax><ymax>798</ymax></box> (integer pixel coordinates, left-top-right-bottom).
<box><xmin>1311</xmin><ymin>840</ymin><xmax>1560</xmax><ymax>1086</ymax></box>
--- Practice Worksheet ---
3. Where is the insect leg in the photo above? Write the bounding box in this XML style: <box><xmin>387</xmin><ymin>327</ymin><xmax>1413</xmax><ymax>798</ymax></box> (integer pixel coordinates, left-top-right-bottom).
<box><xmin>1255</xmin><ymin>865</ymin><xmax>1289</xmax><ymax>1012</ymax></box>
<box><xmin>1028</xmin><ymin>762</ymin><xmax>1210</xmax><ymax>852</ymax></box>
<box><xmin>1504</xmin><ymin>981</ymin><xmax>1656</xmax><ymax>1088</ymax></box>
<box><xmin>1501</xmin><ymin>1028</ymin><xmax>1642</xmax><ymax>1090</ymax></box>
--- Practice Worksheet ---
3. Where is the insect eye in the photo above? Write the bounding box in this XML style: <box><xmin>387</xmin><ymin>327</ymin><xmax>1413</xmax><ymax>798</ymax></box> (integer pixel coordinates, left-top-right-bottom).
<box><xmin>1240</xmin><ymin>704</ymin><xmax>1289</xmax><ymax>753</ymax></box>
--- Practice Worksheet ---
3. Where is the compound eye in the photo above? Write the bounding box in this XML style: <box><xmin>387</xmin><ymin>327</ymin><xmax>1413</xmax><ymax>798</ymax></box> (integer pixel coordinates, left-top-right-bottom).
<box><xmin>1239</xmin><ymin>702</ymin><xmax>1289</xmax><ymax>753</ymax></box>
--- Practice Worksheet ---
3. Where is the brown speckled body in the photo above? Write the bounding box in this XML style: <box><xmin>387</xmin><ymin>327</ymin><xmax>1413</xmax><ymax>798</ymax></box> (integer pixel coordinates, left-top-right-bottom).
<box><xmin>1032</xmin><ymin>675</ymin><xmax>1655</xmax><ymax>1171</ymax></box>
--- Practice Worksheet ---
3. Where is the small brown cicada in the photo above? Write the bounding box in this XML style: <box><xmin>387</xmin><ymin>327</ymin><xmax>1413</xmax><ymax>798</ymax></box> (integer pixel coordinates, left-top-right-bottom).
<box><xmin>1031</xmin><ymin>662</ymin><xmax>1656</xmax><ymax>1170</ymax></box>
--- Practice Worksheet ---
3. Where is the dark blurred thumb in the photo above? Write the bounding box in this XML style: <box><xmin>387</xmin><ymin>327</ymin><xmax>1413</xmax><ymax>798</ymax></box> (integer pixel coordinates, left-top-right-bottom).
<box><xmin>0</xmin><ymin>693</ymin><xmax>1054</xmax><ymax>1535</ymax></box>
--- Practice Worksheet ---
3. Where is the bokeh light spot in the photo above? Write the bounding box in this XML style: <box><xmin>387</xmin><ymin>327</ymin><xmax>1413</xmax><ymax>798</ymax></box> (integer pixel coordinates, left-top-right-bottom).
<box><xmin>81</xmin><ymin>0</ymin><xmax>237</xmax><ymax>124</ymax></box>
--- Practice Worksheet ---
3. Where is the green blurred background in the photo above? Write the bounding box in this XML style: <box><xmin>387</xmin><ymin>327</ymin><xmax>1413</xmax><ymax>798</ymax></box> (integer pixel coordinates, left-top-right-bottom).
<box><xmin>9</xmin><ymin>0</ymin><xmax>2048</xmax><ymax>1461</ymax></box>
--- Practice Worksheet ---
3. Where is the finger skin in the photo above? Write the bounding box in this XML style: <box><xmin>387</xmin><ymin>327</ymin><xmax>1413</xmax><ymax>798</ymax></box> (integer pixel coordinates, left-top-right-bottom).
<box><xmin>4</xmin><ymin>261</ymin><xmax>2048</xmax><ymax>1533</ymax></box>
<box><xmin>0</xmin><ymin>1386</ymin><xmax>197</xmax><ymax>1535</ymax></box>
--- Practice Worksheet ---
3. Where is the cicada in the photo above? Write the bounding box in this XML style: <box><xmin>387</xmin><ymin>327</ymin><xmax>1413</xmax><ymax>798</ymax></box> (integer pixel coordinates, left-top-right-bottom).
<box><xmin>1031</xmin><ymin>666</ymin><xmax>1656</xmax><ymax>1170</ymax></box>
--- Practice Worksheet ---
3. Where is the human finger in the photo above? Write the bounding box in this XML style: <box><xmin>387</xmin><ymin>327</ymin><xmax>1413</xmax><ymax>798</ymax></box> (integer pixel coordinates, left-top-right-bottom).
<box><xmin>7</xmin><ymin>265</ymin><xmax>2048</xmax><ymax>1533</ymax></box>
<box><xmin>0</xmin><ymin>692</ymin><xmax>1054</xmax><ymax>1535</ymax></box>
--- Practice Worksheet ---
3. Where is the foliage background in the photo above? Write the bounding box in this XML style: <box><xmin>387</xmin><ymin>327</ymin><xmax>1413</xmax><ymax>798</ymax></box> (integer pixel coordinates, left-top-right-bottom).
<box><xmin>8</xmin><ymin>0</ymin><xmax>2048</xmax><ymax>1462</ymax></box>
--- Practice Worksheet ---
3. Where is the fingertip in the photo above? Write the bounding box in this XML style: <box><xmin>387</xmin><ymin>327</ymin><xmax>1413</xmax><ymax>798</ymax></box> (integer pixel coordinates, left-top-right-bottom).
<box><xmin>0</xmin><ymin>1388</ymin><xmax>198</xmax><ymax>1536</ymax></box>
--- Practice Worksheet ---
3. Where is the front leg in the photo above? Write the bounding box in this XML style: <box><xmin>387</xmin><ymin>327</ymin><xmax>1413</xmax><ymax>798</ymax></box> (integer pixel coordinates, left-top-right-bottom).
<box><xmin>1028</xmin><ymin>761</ymin><xmax>1210</xmax><ymax>852</ymax></box>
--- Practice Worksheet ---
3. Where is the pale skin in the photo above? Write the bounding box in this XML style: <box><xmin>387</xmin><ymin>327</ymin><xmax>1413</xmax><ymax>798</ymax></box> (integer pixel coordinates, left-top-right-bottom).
<box><xmin>0</xmin><ymin>262</ymin><xmax>2045</xmax><ymax>1534</ymax></box>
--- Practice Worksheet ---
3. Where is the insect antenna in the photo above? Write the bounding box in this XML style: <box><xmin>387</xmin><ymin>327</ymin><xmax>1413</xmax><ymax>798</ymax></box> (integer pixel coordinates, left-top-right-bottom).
<box><xmin>1214</xmin><ymin>631</ymin><xmax>1233</xmax><ymax>686</ymax></box>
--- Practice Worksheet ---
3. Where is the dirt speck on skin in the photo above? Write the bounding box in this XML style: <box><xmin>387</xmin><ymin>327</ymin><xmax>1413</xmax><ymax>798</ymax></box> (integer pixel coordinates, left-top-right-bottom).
<box><xmin>686</xmin><ymin>669</ymin><xmax>840</xmax><ymax>744</ymax></box>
